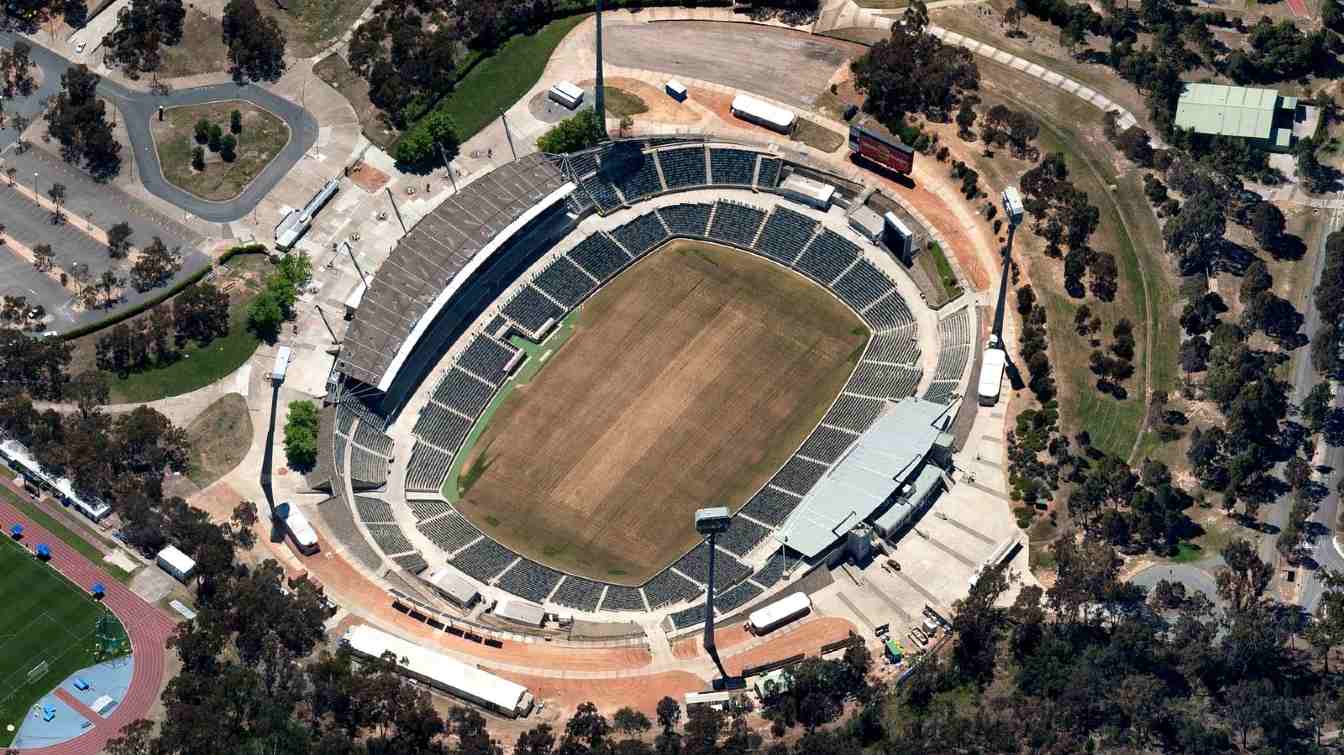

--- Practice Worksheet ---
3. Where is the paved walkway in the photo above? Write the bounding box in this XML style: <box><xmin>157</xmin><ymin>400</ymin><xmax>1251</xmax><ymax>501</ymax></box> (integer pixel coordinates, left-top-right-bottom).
<box><xmin>0</xmin><ymin>30</ymin><xmax>319</xmax><ymax>222</ymax></box>
<box><xmin>0</xmin><ymin>495</ymin><xmax>174</xmax><ymax>755</ymax></box>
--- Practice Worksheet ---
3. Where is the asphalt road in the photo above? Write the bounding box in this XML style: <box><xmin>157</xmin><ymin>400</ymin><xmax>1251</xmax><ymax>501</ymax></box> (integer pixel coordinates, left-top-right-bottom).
<box><xmin>0</xmin><ymin>30</ymin><xmax>318</xmax><ymax>223</ymax></box>
<box><xmin>1269</xmin><ymin>206</ymin><xmax>1344</xmax><ymax>614</ymax></box>
<box><xmin>1290</xmin><ymin>206</ymin><xmax>1344</xmax><ymax>612</ymax></box>
<box><xmin>602</xmin><ymin>20</ymin><xmax>861</xmax><ymax>109</ymax></box>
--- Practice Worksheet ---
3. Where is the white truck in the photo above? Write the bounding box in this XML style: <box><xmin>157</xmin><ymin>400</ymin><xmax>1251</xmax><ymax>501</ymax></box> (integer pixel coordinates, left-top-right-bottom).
<box><xmin>978</xmin><ymin>336</ymin><xmax>1006</xmax><ymax>407</ymax></box>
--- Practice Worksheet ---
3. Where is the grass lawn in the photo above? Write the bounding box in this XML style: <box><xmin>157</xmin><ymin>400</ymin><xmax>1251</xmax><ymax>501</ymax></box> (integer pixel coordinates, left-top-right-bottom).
<box><xmin>185</xmin><ymin>393</ymin><xmax>253</xmax><ymax>488</ymax></box>
<box><xmin>414</xmin><ymin>14</ymin><xmax>589</xmax><ymax>145</ymax></box>
<box><xmin>0</xmin><ymin>486</ymin><xmax>130</xmax><ymax>584</ymax></box>
<box><xmin>972</xmin><ymin>60</ymin><xmax>1177</xmax><ymax>460</ymax></box>
<box><xmin>153</xmin><ymin>101</ymin><xmax>290</xmax><ymax>202</ymax></box>
<box><xmin>917</xmin><ymin>241</ymin><xmax>964</xmax><ymax>306</ymax></box>
<box><xmin>0</xmin><ymin>535</ymin><xmax>129</xmax><ymax>746</ymax></box>
<box><xmin>603</xmin><ymin>86</ymin><xmax>648</xmax><ymax>118</ymax></box>
<box><xmin>157</xmin><ymin>9</ymin><xmax>230</xmax><ymax>78</ymax></box>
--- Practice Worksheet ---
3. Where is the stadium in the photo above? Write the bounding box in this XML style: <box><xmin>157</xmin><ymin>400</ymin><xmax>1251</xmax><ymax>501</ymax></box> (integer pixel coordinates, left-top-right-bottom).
<box><xmin>308</xmin><ymin>136</ymin><xmax>979</xmax><ymax>633</ymax></box>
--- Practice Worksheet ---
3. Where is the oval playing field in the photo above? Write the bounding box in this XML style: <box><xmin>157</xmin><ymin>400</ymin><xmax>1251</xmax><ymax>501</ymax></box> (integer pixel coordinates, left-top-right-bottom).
<box><xmin>450</xmin><ymin>240</ymin><xmax>868</xmax><ymax>583</ymax></box>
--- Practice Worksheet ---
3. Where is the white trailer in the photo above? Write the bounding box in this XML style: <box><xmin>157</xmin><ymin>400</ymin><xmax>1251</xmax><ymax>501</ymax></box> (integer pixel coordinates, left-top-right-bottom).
<box><xmin>665</xmin><ymin>79</ymin><xmax>688</xmax><ymax>101</ymax></box>
<box><xmin>978</xmin><ymin>337</ymin><xmax>1006</xmax><ymax>407</ymax></box>
<box><xmin>1002</xmin><ymin>186</ymin><xmax>1024</xmax><ymax>226</ymax></box>
<box><xmin>343</xmin><ymin>624</ymin><xmax>534</xmax><ymax>717</ymax></box>
<box><xmin>748</xmin><ymin>591</ymin><xmax>811</xmax><ymax>635</ymax></box>
<box><xmin>730</xmin><ymin>94</ymin><xmax>795</xmax><ymax>134</ymax></box>
<box><xmin>272</xmin><ymin>346</ymin><xmax>292</xmax><ymax>383</ymax></box>
<box><xmin>548</xmin><ymin>81</ymin><xmax>584</xmax><ymax>110</ymax></box>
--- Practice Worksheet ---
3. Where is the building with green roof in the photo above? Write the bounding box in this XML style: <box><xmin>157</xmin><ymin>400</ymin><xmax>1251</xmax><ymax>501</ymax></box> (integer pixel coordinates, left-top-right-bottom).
<box><xmin>1173</xmin><ymin>83</ymin><xmax>1298</xmax><ymax>151</ymax></box>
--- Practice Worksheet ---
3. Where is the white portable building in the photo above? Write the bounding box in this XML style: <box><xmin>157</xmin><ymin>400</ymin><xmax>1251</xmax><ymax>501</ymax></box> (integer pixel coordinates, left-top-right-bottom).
<box><xmin>730</xmin><ymin>94</ymin><xmax>796</xmax><ymax>133</ymax></box>
<box><xmin>1002</xmin><ymin>186</ymin><xmax>1024</xmax><ymax>225</ymax></box>
<box><xmin>665</xmin><ymin>80</ymin><xmax>688</xmax><ymax>101</ymax></box>
<box><xmin>343</xmin><ymin>624</ymin><xmax>534</xmax><ymax>717</ymax></box>
<box><xmin>778</xmin><ymin>174</ymin><xmax>835</xmax><ymax>210</ymax></box>
<box><xmin>156</xmin><ymin>545</ymin><xmax>196</xmax><ymax>582</ymax></box>
<box><xmin>422</xmin><ymin>566</ymin><xmax>481</xmax><ymax>608</ymax></box>
<box><xmin>549</xmin><ymin>81</ymin><xmax>584</xmax><ymax>110</ymax></box>
<box><xmin>494</xmin><ymin>599</ymin><xmax>545</xmax><ymax>627</ymax></box>
<box><xmin>748</xmin><ymin>592</ymin><xmax>811</xmax><ymax>635</ymax></box>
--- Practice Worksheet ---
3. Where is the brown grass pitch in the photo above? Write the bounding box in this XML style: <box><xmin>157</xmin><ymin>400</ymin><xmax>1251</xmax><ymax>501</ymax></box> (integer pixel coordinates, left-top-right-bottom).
<box><xmin>455</xmin><ymin>241</ymin><xmax>867</xmax><ymax>584</ymax></box>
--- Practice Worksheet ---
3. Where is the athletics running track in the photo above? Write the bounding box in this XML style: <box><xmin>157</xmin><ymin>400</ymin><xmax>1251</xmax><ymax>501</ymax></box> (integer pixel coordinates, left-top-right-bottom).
<box><xmin>0</xmin><ymin>495</ymin><xmax>174</xmax><ymax>755</ymax></box>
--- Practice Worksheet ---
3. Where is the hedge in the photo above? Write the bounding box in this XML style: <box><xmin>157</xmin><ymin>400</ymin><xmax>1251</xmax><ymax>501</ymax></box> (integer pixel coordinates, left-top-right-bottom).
<box><xmin>59</xmin><ymin>244</ymin><xmax>270</xmax><ymax>341</ymax></box>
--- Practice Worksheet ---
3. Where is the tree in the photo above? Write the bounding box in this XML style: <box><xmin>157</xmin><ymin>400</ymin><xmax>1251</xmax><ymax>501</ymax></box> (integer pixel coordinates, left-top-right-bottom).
<box><xmin>393</xmin><ymin>108</ymin><xmax>459</xmax><ymax>166</ymax></box>
<box><xmin>172</xmin><ymin>282</ymin><xmax>229</xmax><ymax>346</ymax></box>
<box><xmin>32</xmin><ymin>243</ymin><xmax>55</xmax><ymax>273</ymax></box>
<box><xmin>246</xmin><ymin>289</ymin><xmax>284</xmax><ymax>341</ymax></box>
<box><xmin>47</xmin><ymin>182</ymin><xmax>66</xmax><ymax>224</ymax></box>
<box><xmin>63</xmin><ymin>0</ymin><xmax>89</xmax><ymax>28</ymax></box>
<box><xmin>107</xmin><ymin>221</ymin><xmax>134</xmax><ymax>259</ymax></box>
<box><xmin>45</xmin><ymin>65</ymin><xmax>121</xmax><ymax>179</ymax></box>
<box><xmin>129</xmin><ymin>237</ymin><xmax>182</xmax><ymax>292</ymax></box>
<box><xmin>1250</xmin><ymin>202</ymin><xmax>1285</xmax><ymax>250</ymax></box>
<box><xmin>207</xmin><ymin>123</ymin><xmax>223</xmax><ymax>152</ymax></box>
<box><xmin>191</xmin><ymin>145</ymin><xmax>205</xmax><ymax>171</ymax></box>
<box><xmin>656</xmin><ymin>697</ymin><xmax>682</xmax><ymax>733</ymax></box>
<box><xmin>219</xmin><ymin>134</ymin><xmax>237</xmax><ymax>162</ymax></box>
<box><xmin>1241</xmin><ymin>259</ymin><xmax>1273</xmax><ymax>302</ymax></box>
<box><xmin>614</xmin><ymin>707</ymin><xmax>652</xmax><ymax>737</ymax></box>
<box><xmin>1301</xmin><ymin>382</ymin><xmax>1332</xmax><ymax>433</ymax></box>
<box><xmin>194</xmin><ymin>119</ymin><xmax>211</xmax><ymax>144</ymax></box>
<box><xmin>229</xmin><ymin>109</ymin><xmax>242</xmax><ymax>134</ymax></box>
<box><xmin>98</xmin><ymin>270</ymin><xmax>124</xmax><ymax>308</ymax></box>
<box><xmin>537</xmin><ymin>109</ymin><xmax>606</xmax><ymax>155</ymax></box>
<box><xmin>1217</xmin><ymin>538</ymin><xmax>1272</xmax><ymax>613</ymax></box>
<box><xmin>850</xmin><ymin>1</ymin><xmax>978</xmax><ymax>129</ymax></box>
<box><xmin>222</xmin><ymin>0</ymin><xmax>287</xmax><ymax>82</ymax></box>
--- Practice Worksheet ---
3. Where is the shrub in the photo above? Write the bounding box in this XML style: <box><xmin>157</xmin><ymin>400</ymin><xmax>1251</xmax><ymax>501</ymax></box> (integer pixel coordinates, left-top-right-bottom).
<box><xmin>230</xmin><ymin>109</ymin><xmax>243</xmax><ymax>134</ymax></box>
<box><xmin>283</xmin><ymin>400</ymin><xmax>320</xmax><ymax>471</ymax></box>
<box><xmin>191</xmin><ymin>146</ymin><xmax>205</xmax><ymax>171</ymax></box>
<box><xmin>194</xmin><ymin>119</ymin><xmax>211</xmax><ymax>144</ymax></box>
<box><xmin>536</xmin><ymin>108</ymin><xmax>605</xmax><ymax>154</ymax></box>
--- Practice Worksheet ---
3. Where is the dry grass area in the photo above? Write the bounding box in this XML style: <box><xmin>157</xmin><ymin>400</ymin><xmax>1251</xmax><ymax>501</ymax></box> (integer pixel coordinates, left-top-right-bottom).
<box><xmin>261</xmin><ymin>0</ymin><xmax>374</xmax><ymax>58</ymax></box>
<box><xmin>186</xmin><ymin>393</ymin><xmax>253</xmax><ymax>488</ymax></box>
<box><xmin>153</xmin><ymin>100</ymin><xmax>289</xmax><ymax>201</ymax></box>
<box><xmin>314</xmin><ymin>53</ymin><xmax>399</xmax><ymax>149</ymax></box>
<box><xmin>158</xmin><ymin>9</ymin><xmax>230</xmax><ymax>79</ymax></box>
<box><xmin>456</xmin><ymin>241</ymin><xmax>868</xmax><ymax>582</ymax></box>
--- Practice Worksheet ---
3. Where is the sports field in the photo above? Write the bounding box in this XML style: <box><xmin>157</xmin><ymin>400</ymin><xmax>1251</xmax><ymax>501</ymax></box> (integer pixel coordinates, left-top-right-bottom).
<box><xmin>0</xmin><ymin>537</ymin><xmax>127</xmax><ymax>743</ymax></box>
<box><xmin>454</xmin><ymin>240</ymin><xmax>868</xmax><ymax>583</ymax></box>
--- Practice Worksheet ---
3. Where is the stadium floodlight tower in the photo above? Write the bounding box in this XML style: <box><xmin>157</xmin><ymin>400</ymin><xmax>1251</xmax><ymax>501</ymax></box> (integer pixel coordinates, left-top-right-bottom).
<box><xmin>694</xmin><ymin>506</ymin><xmax>743</xmax><ymax>691</ymax></box>
<box><xmin>594</xmin><ymin>0</ymin><xmax>609</xmax><ymax>141</ymax></box>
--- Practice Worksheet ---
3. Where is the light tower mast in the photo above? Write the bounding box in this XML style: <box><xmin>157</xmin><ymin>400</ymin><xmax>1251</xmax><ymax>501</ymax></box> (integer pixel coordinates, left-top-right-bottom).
<box><xmin>594</xmin><ymin>0</ymin><xmax>609</xmax><ymax>141</ymax></box>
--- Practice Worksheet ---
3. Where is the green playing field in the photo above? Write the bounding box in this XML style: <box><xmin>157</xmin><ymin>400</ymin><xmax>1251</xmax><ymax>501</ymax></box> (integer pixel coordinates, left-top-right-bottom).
<box><xmin>0</xmin><ymin>537</ymin><xmax>127</xmax><ymax>745</ymax></box>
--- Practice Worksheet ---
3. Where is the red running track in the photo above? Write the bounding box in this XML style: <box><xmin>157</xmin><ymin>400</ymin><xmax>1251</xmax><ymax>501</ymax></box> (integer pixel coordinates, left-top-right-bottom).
<box><xmin>0</xmin><ymin>497</ymin><xmax>175</xmax><ymax>755</ymax></box>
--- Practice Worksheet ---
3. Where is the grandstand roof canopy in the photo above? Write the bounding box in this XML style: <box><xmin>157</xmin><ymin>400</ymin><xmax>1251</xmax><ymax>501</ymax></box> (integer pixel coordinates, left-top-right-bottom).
<box><xmin>1173</xmin><ymin>83</ymin><xmax>1284</xmax><ymax>140</ymax></box>
<box><xmin>336</xmin><ymin>154</ymin><xmax>572</xmax><ymax>389</ymax></box>
<box><xmin>773</xmin><ymin>398</ymin><xmax>950</xmax><ymax>558</ymax></box>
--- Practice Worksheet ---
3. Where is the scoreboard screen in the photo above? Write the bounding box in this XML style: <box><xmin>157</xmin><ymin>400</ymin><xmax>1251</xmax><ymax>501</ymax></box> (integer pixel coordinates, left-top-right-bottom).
<box><xmin>848</xmin><ymin>125</ymin><xmax>914</xmax><ymax>175</ymax></box>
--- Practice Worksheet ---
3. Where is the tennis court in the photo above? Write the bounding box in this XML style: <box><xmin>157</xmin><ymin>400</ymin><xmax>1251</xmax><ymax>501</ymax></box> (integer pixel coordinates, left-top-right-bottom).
<box><xmin>0</xmin><ymin>535</ymin><xmax>127</xmax><ymax>746</ymax></box>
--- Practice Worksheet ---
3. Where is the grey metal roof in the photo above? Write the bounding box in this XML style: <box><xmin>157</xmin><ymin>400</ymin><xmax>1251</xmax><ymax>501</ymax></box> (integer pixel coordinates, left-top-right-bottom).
<box><xmin>773</xmin><ymin>398</ymin><xmax>950</xmax><ymax>558</ymax></box>
<box><xmin>336</xmin><ymin>154</ymin><xmax>570</xmax><ymax>389</ymax></box>
<box><xmin>1173</xmin><ymin>82</ymin><xmax>1281</xmax><ymax>139</ymax></box>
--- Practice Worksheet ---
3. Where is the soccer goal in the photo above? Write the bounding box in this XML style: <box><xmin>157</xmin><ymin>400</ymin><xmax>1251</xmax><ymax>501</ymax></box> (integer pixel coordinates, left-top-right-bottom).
<box><xmin>25</xmin><ymin>660</ymin><xmax>48</xmax><ymax>686</ymax></box>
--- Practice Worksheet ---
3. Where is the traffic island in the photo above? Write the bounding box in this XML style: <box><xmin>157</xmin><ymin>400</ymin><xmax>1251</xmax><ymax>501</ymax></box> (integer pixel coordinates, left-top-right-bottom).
<box><xmin>151</xmin><ymin>100</ymin><xmax>291</xmax><ymax>202</ymax></box>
